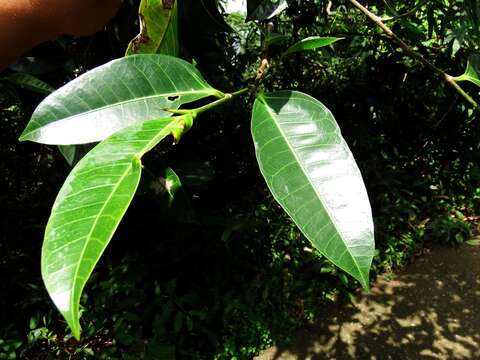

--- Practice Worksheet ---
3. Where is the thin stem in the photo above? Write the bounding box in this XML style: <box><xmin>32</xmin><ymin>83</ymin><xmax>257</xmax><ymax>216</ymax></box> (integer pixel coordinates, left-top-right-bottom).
<box><xmin>164</xmin><ymin>88</ymin><xmax>249</xmax><ymax>116</ymax></box>
<box><xmin>381</xmin><ymin>0</ymin><xmax>427</xmax><ymax>21</ymax></box>
<box><xmin>193</xmin><ymin>88</ymin><xmax>249</xmax><ymax>115</ymax></box>
<box><xmin>348</xmin><ymin>0</ymin><xmax>478</xmax><ymax>108</ymax></box>
<box><xmin>320</xmin><ymin>31</ymin><xmax>383</xmax><ymax>38</ymax></box>
<box><xmin>446</xmin><ymin>75</ymin><xmax>478</xmax><ymax>108</ymax></box>
<box><xmin>164</xmin><ymin>108</ymin><xmax>191</xmax><ymax>115</ymax></box>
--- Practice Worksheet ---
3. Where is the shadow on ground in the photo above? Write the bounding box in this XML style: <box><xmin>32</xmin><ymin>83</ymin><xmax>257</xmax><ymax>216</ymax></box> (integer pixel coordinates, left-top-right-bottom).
<box><xmin>256</xmin><ymin>245</ymin><xmax>480</xmax><ymax>360</ymax></box>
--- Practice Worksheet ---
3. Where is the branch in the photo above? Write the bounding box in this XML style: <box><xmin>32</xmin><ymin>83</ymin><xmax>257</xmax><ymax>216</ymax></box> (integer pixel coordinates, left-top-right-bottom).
<box><xmin>380</xmin><ymin>0</ymin><xmax>427</xmax><ymax>22</ymax></box>
<box><xmin>348</xmin><ymin>0</ymin><xmax>478</xmax><ymax>109</ymax></box>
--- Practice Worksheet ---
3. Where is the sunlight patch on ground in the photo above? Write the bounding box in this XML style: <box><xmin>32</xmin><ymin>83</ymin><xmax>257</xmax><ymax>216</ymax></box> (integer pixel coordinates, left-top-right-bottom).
<box><xmin>255</xmin><ymin>245</ymin><xmax>480</xmax><ymax>360</ymax></box>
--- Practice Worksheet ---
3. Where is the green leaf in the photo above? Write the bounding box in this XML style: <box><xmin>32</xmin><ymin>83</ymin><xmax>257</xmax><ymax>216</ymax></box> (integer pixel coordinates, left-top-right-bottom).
<box><xmin>160</xmin><ymin>167</ymin><xmax>182</xmax><ymax>206</ymax></box>
<box><xmin>4</xmin><ymin>73</ymin><xmax>55</xmax><ymax>95</ymax></box>
<box><xmin>57</xmin><ymin>145</ymin><xmax>76</xmax><ymax>166</ymax></box>
<box><xmin>126</xmin><ymin>0</ymin><xmax>179</xmax><ymax>56</ymax></box>
<box><xmin>265</xmin><ymin>32</ymin><xmax>290</xmax><ymax>47</ymax></box>
<box><xmin>140</xmin><ymin>157</ymin><xmax>192</xmax><ymax>219</ymax></box>
<box><xmin>246</xmin><ymin>0</ymin><xmax>288</xmax><ymax>21</ymax></box>
<box><xmin>122</xmin><ymin>0</ymin><xmax>182</xmax><ymax>196</ymax></box>
<box><xmin>251</xmin><ymin>91</ymin><xmax>374</xmax><ymax>289</ymax></box>
<box><xmin>282</xmin><ymin>37</ymin><xmax>343</xmax><ymax>57</ymax></box>
<box><xmin>454</xmin><ymin>55</ymin><xmax>480</xmax><ymax>87</ymax></box>
<box><xmin>146</xmin><ymin>163</ymin><xmax>192</xmax><ymax>218</ymax></box>
<box><xmin>19</xmin><ymin>55</ymin><xmax>220</xmax><ymax>145</ymax></box>
<box><xmin>41</xmin><ymin>115</ymin><xmax>191</xmax><ymax>339</ymax></box>
<box><xmin>466</xmin><ymin>239</ymin><xmax>480</xmax><ymax>246</ymax></box>
<box><xmin>58</xmin><ymin>144</ymin><xmax>95</xmax><ymax>167</ymax></box>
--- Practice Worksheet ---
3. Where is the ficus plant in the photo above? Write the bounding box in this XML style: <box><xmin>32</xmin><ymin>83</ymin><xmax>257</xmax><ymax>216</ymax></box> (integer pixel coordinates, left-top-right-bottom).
<box><xmin>18</xmin><ymin>0</ymin><xmax>480</xmax><ymax>340</ymax></box>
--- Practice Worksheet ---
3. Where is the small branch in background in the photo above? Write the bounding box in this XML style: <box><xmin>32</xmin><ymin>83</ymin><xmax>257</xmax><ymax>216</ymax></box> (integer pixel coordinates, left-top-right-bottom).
<box><xmin>381</xmin><ymin>0</ymin><xmax>427</xmax><ymax>21</ymax></box>
<box><xmin>348</xmin><ymin>0</ymin><xmax>478</xmax><ymax>109</ymax></box>
<box><xmin>255</xmin><ymin>57</ymin><xmax>269</xmax><ymax>82</ymax></box>
<box><xmin>255</xmin><ymin>22</ymin><xmax>274</xmax><ymax>84</ymax></box>
<box><xmin>433</xmin><ymin>98</ymin><xmax>458</xmax><ymax>128</ymax></box>
<box><xmin>326</xmin><ymin>1</ymin><xmax>333</xmax><ymax>16</ymax></box>
<box><xmin>320</xmin><ymin>31</ymin><xmax>385</xmax><ymax>38</ymax></box>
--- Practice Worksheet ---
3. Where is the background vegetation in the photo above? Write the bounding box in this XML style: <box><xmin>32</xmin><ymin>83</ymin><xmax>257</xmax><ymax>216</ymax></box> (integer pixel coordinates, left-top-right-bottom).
<box><xmin>1</xmin><ymin>0</ymin><xmax>479</xmax><ymax>358</ymax></box>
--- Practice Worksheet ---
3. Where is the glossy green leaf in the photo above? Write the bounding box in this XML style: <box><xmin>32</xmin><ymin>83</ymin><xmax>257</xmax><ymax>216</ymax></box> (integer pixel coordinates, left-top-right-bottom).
<box><xmin>454</xmin><ymin>55</ymin><xmax>480</xmax><ymax>87</ymax></box>
<box><xmin>246</xmin><ymin>0</ymin><xmax>288</xmax><ymax>21</ymax></box>
<box><xmin>65</xmin><ymin>1</ymin><xmax>182</xmax><ymax>168</ymax></box>
<box><xmin>251</xmin><ymin>91</ymin><xmax>374</xmax><ymax>288</ymax></box>
<box><xmin>19</xmin><ymin>55</ymin><xmax>219</xmax><ymax>145</ymax></box>
<box><xmin>282</xmin><ymin>37</ymin><xmax>343</xmax><ymax>57</ymax></box>
<box><xmin>42</xmin><ymin>115</ymin><xmax>191</xmax><ymax>339</ymax></box>
<box><xmin>126</xmin><ymin>0</ymin><xmax>179</xmax><ymax>56</ymax></box>
<box><xmin>4</xmin><ymin>72</ymin><xmax>55</xmax><ymax>95</ymax></box>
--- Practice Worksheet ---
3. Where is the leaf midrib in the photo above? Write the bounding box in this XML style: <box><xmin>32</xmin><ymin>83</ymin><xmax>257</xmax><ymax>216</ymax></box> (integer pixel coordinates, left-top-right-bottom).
<box><xmin>68</xmin><ymin>161</ymin><xmax>135</xmax><ymax>328</ymax></box>
<box><xmin>65</xmin><ymin>117</ymin><xmax>180</xmax><ymax>331</ymax></box>
<box><xmin>261</xmin><ymin>94</ymin><xmax>367</xmax><ymax>286</ymax></box>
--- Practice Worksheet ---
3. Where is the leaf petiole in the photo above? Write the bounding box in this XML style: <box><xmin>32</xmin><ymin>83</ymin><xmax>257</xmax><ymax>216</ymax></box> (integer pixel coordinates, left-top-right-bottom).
<box><xmin>163</xmin><ymin>88</ymin><xmax>249</xmax><ymax>117</ymax></box>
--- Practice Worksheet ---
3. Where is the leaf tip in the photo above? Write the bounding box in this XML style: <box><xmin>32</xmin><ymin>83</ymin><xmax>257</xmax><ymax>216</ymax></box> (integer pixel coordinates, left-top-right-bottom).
<box><xmin>47</xmin><ymin>289</ymin><xmax>82</xmax><ymax>341</ymax></box>
<box><xmin>357</xmin><ymin>271</ymin><xmax>370</xmax><ymax>291</ymax></box>
<box><xmin>18</xmin><ymin>129</ymin><xmax>30</xmax><ymax>142</ymax></box>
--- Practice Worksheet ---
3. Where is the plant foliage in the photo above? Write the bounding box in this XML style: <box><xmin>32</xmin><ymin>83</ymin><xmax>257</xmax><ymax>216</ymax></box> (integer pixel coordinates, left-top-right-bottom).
<box><xmin>19</xmin><ymin>55</ymin><xmax>219</xmax><ymax>145</ymax></box>
<box><xmin>252</xmin><ymin>91</ymin><xmax>374</xmax><ymax>288</ymax></box>
<box><xmin>20</xmin><ymin>41</ymin><xmax>376</xmax><ymax>339</ymax></box>
<box><xmin>41</xmin><ymin>115</ymin><xmax>190</xmax><ymax>338</ymax></box>
<box><xmin>126</xmin><ymin>0</ymin><xmax>179</xmax><ymax>56</ymax></box>
<box><xmin>282</xmin><ymin>36</ymin><xmax>343</xmax><ymax>57</ymax></box>
<box><xmin>6</xmin><ymin>0</ymin><xmax>478</xmax><ymax>353</ymax></box>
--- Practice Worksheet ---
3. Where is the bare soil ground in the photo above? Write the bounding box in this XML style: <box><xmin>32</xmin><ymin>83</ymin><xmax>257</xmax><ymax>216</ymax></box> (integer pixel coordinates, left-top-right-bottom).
<box><xmin>255</xmin><ymin>245</ymin><xmax>480</xmax><ymax>360</ymax></box>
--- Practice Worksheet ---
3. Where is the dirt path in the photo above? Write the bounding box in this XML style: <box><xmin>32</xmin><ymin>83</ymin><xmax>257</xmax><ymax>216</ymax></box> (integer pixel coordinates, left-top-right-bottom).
<box><xmin>255</xmin><ymin>245</ymin><xmax>480</xmax><ymax>360</ymax></box>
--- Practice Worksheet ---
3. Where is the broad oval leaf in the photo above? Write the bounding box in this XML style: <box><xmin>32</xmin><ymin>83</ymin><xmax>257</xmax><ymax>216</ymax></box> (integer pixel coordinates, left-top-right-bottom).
<box><xmin>246</xmin><ymin>0</ymin><xmax>288</xmax><ymax>21</ymax></box>
<box><xmin>19</xmin><ymin>55</ymin><xmax>220</xmax><ymax>145</ymax></box>
<box><xmin>126</xmin><ymin>0</ymin><xmax>179</xmax><ymax>56</ymax></box>
<box><xmin>283</xmin><ymin>36</ymin><xmax>343</xmax><ymax>57</ymax></box>
<box><xmin>251</xmin><ymin>91</ymin><xmax>374</xmax><ymax>288</ymax></box>
<box><xmin>42</xmin><ymin>115</ymin><xmax>190</xmax><ymax>339</ymax></box>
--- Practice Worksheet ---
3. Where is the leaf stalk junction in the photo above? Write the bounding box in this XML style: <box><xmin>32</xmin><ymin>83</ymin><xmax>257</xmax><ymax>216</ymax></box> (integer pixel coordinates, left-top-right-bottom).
<box><xmin>164</xmin><ymin>88</ymin><xmax>249</xmax><ymax>118</ymax></box>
